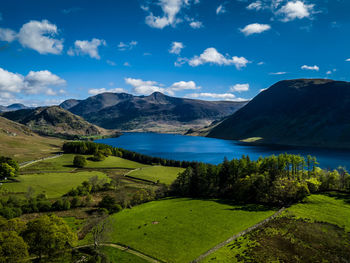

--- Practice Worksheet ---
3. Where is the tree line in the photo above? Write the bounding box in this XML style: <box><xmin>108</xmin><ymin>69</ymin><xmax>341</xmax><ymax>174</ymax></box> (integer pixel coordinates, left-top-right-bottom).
<box><xmin>63</xmin><ymin>141</ymin><xmax>199</xmax><ymax>168</ymax></box>
<box><xmin>171</xmin><ymin>154</ymin><xmax>350</xmax><ymax>206</ymax></box>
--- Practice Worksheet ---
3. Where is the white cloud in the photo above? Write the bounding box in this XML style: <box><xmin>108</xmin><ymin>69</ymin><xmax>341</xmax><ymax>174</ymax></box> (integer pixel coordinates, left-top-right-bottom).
<box><xmin>240</xmin><ymin>23</ymin><xmax>271</xmax><ymax>36</ymax></box>
<box><xmin>188</xmin><ymin>48</ymin><xmax>249</xmax><ymax>69</ymax></box>
<box><xmin>167</xmin><ymin>80</ymin><xmax>200</xmax><ymax>95</ymax></box>
<box><xmin>169</xmin><ymin>41</ymin><xmax>184</xmax><ymax>54</ymax></box>
<box><xmin>346</xmin><ymin>58</ymin><xmax>350</xmax><ymax>62</ymax></box>
<box><xmin>0</xmin><ymin>20</ymin><xmax>64</xmax><ymax>54</ymax></box>
<box><xmin>189</xmin><ymin>21</ymin><xmax>203</xmax><ymax>28</ymax></box>
<box><xmin>230</xmin><ymin>83</ymin><xmax>250</xmax><ymax>92</ymax></box>
<box><xmin>0</xmin><ymin>68</ymin><xmax>66</xmax><ymax>97</ymax></box>
<box><xmin>187</xmin><ymin>92</ymin><xmax>237</xmax><ymax>101</ymax></box>
<box><xmin>68</xmin><ymin>38</ymin><xmax>106</xmax><ymax>59</ymax></box>
<box><xmin>0</xmin><ymin>68</ymin><xmax>24</xmax><ymax>93</ymax></box>
<box><xmin>216</xmin><ymin>4</ymin><xmax>226</xmax><ymax>15</ymax></box>
<box><xmin>24</xmin><ymin>70</ymin><xmax>66</xmax><ymax>94</ymax></box>
<box><xmin>118</xmin><ymin>41</ymin><xmax>137</xmax><ymax>51</ymax></box>
<box><xmin>88</xmin><ymin>87</ymin><xmax>126</xmax><ymax>95</ymax></box>
<box><xmin>247</xmin><ymin>1</ymin><xmax>263</xmax><ymax>11</ymax></box>
<box><xmin>125</xmin><ymin>77</ymin><xmax>200</xmax><ymax>96</ymax></box>
<box><xmin>123</xmin><ymin>62</ymin><xmax>131</xmax><ymax>67</ymax></box>
<box><xmin>277</xmin><ymin>1</ymin><xmax>315</xmax><ymax>22</ymax></box>
<box><xmin>0</xmin><ymin>28</ymin><xmax>17</xmax><ymax>42</ymax></box>
<box><xmin>145</xmin><ymin>0</ymin><xmax>188</xmax><ymax>29</ymax></box>
<box><xmin>301</xmin><ymin>65</ymin><xmax>319</xmax><ymax>71</ymax></box>
<box><xmin>18</xmin><ymin>20</ymin><xmax>63</xmax><ymax>54</ymax></box>
<box><xmin>257</xmin><ymin>61</ymin><xmax>265</xmax><ymax>65</ymax></box>
<box><xmin>326</xmin><ymin>71</ymin><xmax>332</xmax><ymax>75</ymax></box>
<box><xmin>269</xmin><ymin>71</ymin><xmax>287</xmax><ymax>75</ymax></box>
<box><xmin>125</xmin><ymin>77</ymin><xmax>165</xmax><ymax>95</ymax></box>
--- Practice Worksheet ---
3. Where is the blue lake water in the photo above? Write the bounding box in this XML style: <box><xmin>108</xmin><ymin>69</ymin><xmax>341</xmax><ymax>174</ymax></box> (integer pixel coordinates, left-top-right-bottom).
<box><xmin>96</xmin><ymin>133</ymin><xmax>350</xmax><ymax>169</ymax></box>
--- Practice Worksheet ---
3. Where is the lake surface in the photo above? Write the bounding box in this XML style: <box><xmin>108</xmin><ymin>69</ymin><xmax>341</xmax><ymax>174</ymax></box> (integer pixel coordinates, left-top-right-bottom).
<box><xmin>96</xmin><ymin>133</ymin><xmax>350</xmax><ymax>169</ymax></box>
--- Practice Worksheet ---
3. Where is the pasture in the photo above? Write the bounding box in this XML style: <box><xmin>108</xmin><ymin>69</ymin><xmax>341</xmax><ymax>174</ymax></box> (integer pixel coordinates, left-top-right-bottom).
<box><xmin>98</xmin><ymin>198</ymin><xmax>275</xmax><ymax>263</ymax></box>
<box><xmin>127</xmin><ymin>166</ymin><xmax>184</xmax><ymax>185</ymax></box>
<box><xmin>1</xmin><ymin>171</ymin><xmax>109</xmax><ymax>198</ymax></box>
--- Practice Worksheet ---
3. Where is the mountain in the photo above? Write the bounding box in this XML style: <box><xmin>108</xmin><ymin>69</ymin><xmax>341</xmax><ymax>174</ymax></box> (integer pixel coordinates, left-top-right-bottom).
<box><xmin>208</xmin><ymin>79</ymin><xmax>350</xmax><ymax>149</ymax></box>
<box><xmin>1</xmin><ymin>106</ymin><xmax>117</xmax><ymax>138</ymax></box>
<box><xmin>0</xmin><ymin>116</ymin><xmax>63</xmax><ymax>162</ymax></box>
<box><xmin>0</xmin><ymin>103</ymin><xmax>30</xmax><ymax>112</ymax></box>
<box><xmin>59</xmin><ymin>99</ymin><xmax>81</xmax><ymax>110</ymax></box>
<box><xmin>60</xmin><ymin>92</ymin><xmax>248</xmax><ymax>133</ymax></box>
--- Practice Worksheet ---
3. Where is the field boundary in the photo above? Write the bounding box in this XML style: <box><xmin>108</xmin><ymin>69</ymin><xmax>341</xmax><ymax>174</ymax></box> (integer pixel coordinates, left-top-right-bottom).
<box><xmin>191</xmin><ymin>207</ymin><xmax>286</xmax><ymax>263</ymax></box>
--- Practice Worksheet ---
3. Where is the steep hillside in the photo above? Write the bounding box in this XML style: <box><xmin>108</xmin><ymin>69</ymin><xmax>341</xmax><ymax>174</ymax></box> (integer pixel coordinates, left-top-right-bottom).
<box><xmin>61</xmin><ymin>92</ymin><xmax>247</xmax><ymax>133</ymax></box>
<box><xmin>208</xmin><ymin>79</ymin><xmax>350</xmax><ymax>149</ymax></box>
<box><xmin>1</xmin><ymin>106</ymin><xmax>117</xmax><ymax>138</ymax></box>
<box><xmin>0</xmin><ymin>116</ymin><xmax>63</xmax><ymax>162</ymax></box>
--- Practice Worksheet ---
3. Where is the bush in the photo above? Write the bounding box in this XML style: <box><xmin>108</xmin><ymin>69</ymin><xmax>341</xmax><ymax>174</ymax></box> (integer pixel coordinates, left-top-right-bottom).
<box><xmin>73</xmin><ymin>155</ymin><xmax>87</xmax><ymax>168</ymax></box>
<box><xmin>92</xmin><ymin>151</ymin><xmax>106</xmax><ymax>162</ymax></box>
<box><xmin>98</xmin><ymin>195</ymin><xmax>122</xmax><ymax>214</ymax></box>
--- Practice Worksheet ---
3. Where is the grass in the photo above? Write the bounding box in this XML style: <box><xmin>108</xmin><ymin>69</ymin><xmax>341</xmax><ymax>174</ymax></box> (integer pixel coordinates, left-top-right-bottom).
<box><xmin>203</xmin><ymin>193</ymin><xmax>350</xmax><ymax>262</ymax></box>
<box><xmin>85</xmin><ymin>156</ymin><xmax>148</xmax><ymax>169</ymax></box>
<box><xmin>286</xmin><ymin>192</ymin><xmax>350</xmax><ymax>231</ymax></box>
<box><xmin>205</xmin><ymin>217</ymin><xmax>350</xmax><ymax>263</ymax></box>
<box><xmin>63</xmin><ymin>216</ymin><xmax>86</xmax><ymax>232</ymax></box>
<box><xmin>99</xmin><ymin>246</ymin><xmax>149</xmax><ymax>263</ymax></box>
<box><xmin>0</xmin><ymin>117</ymin><xmax>63</xmax><ymax>163</ymax></box>
<box><xmin>21</xmin><ymin>154</ymin><xmax>76</xmax><ymax>172</ymax></box>
<box><xmin>94</xmin><ymin>198</ymin><xmax>275</xmax><ymax>263</ymax></box>
<box><xmin>1</xmin><ymin>171</ymin><xmax>109</xmax><ymax>198</ymax></box>
<box><xmin>127</xmin><ymin>166</ymin><xmax>184</xmax><ymax>185</ymax></box>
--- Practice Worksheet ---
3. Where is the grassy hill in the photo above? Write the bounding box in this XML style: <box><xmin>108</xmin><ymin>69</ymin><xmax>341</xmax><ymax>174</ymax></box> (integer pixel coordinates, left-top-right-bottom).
<box><xmin>1</xmin><ymin>106</ymin><xmax>118</xmax><ymax>139</ymax></box>
<box><xmin>0</xmin><ymin>116</ymin><xmax>63</xmax><ymax>162</ymax></box>
<box><xmin>208</xmin><ymin>79</ymin><xmax>350</xmax><ymax>149</ymax></box>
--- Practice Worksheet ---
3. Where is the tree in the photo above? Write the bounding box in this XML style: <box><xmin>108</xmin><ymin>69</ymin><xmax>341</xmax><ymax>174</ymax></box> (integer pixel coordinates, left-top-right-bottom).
<box><xmin>73</xmin><ymin>155</ymin><xmax>87</xmax><ymax>168</ymax></box>
<box><xmin>98</xmin><ymin>195</ymin><xmax>122</xmax><ymax>213</ymax></box>
<box><xmin>0</xmin><ymin>231</ymin><xmax>28</xmax><ymax>263</ymax></box>
<box><xmin>0</xmin><ymin>163</ymin><xmax>16</xmax><ymax>179</ymax></box>
<box><xmin>23</xmin><ymin>214</ymin><xmax>77</xmax><ymax>258</ymax></box>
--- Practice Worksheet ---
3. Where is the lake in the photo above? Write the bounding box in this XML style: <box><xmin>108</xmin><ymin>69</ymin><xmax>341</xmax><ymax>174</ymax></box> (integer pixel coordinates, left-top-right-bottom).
<box><xmin>96</xmin><ymin>133</ymin><xmax>350</xmax><ymax>169</ymax></box>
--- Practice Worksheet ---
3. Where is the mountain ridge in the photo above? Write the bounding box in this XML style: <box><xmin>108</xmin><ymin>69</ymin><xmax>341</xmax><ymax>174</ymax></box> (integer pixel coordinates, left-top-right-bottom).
<box><xmin>208</xmin><ymin>78</ymin><xmax>350</xmax><ymax>149</ymax></box>
<box><xmin>60</xmin><ymin>92</ymin><xmax>248</xmax><ymax>133</ymax></box>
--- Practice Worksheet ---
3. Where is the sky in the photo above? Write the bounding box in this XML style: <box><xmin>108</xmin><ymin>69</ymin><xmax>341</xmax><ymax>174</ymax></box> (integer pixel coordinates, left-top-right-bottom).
<box><xmin>0</xmin><ymin>0</ymin><xmax>350</xmax><ymax>106</ymax></box>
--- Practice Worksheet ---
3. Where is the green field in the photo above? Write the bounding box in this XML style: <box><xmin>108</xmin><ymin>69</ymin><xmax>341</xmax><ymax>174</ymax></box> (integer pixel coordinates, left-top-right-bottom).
<box><xmin>203</xmin><ymin>193</ymin><xmax>350</xmax><ymax>262</ymax></box>
<box><xmin>93</xmin><ymin>198</ymin><xmax>275</xmax><ymax>263</ymax></box>
<box><xmin>286</xmin><ymin>192</ymin><xmax>350</xmax><ymax>231</ymax></box>
<box><xmin>85</xmin><ymin>156</ymin><xmax>148</xmax><ymax>169</ymax></box>
<box><xmin>127</xmin><ymin>166</ymin><xmax>184</xmax><ymax>185</ymax></box>
<box><xmin>21</xmin><ymin>154</ymin><xmax>76</xmax><ymax>172</ymax></box>
<box><xmin>1</xmin><ymin>171</ymin><xmax>109</xmax><ymax>198</ymax></box>
<box><xmin>99</xmin><ymin>246</ymin><xmax>149</xmax><ymax>263</ymax></box>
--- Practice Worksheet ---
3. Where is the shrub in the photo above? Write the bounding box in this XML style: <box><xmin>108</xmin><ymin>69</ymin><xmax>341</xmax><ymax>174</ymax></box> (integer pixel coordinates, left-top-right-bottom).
<box><xmin>73</xmin><ymin>155</ymin><xmax>87</xmax><ymax>168</ymax></box>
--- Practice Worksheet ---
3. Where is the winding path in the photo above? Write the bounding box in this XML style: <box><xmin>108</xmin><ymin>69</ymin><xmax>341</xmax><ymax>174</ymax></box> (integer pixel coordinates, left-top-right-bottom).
<box><xmin>190</xmin><ymin>207</ymin><xmax>286</xmax><ymax>263</ymax></box>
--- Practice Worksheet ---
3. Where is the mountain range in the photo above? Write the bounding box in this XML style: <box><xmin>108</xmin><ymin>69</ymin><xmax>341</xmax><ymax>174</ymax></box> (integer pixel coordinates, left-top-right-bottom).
<box><xmin>208</xmin><ymin>79</ymin><xmax>350</xmax><ymax>149</ymax></box>
<box><xmin>60</xmin><ymin>92</ymin><xmax>248</xmax><ymax>133</ymax></box>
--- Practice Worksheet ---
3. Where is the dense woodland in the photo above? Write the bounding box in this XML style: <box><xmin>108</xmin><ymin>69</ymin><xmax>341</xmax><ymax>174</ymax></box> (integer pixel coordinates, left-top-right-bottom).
<box><xmin>63</xmin><ymin>141</ymin><xmax>350</xmax><ymax>206</ymax></box>
<box><xmin>172</xmin><ymin>154</ymin><xmax>350</xmax><ymax>205</ymax></box>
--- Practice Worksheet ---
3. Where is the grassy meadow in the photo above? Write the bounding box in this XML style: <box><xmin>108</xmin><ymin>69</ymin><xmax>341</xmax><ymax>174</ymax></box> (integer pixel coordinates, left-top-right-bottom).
<box><xmin>2</xmin><ymin>171</ymin><xmax>109</xmax><ymax>198</ymax></box>
<box><xmin>89</xmin><ymin>198</ymin><xmax>276</xmax><ymax>263</ymax></box>
<box><xmin>203</xmin><ymin>193</ymin><xmax>350</xmax><ymax>262</ymax></box>
<box><xmin>85</xmin><ymin>156</ymin><xmax>148</xmax><ymax>169</ymax></box>
<box><xmin>127</xmin><ymin>166</ymin><xmax>184</xmax><ymax>185</ymax></box>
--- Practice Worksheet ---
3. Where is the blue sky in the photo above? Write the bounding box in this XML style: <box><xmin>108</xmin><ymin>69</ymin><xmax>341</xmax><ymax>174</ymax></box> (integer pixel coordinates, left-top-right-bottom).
<box><xmin>0</xmin><ymin>0</ymin><xmax>349</xmax><ymax>106</ymax></box>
